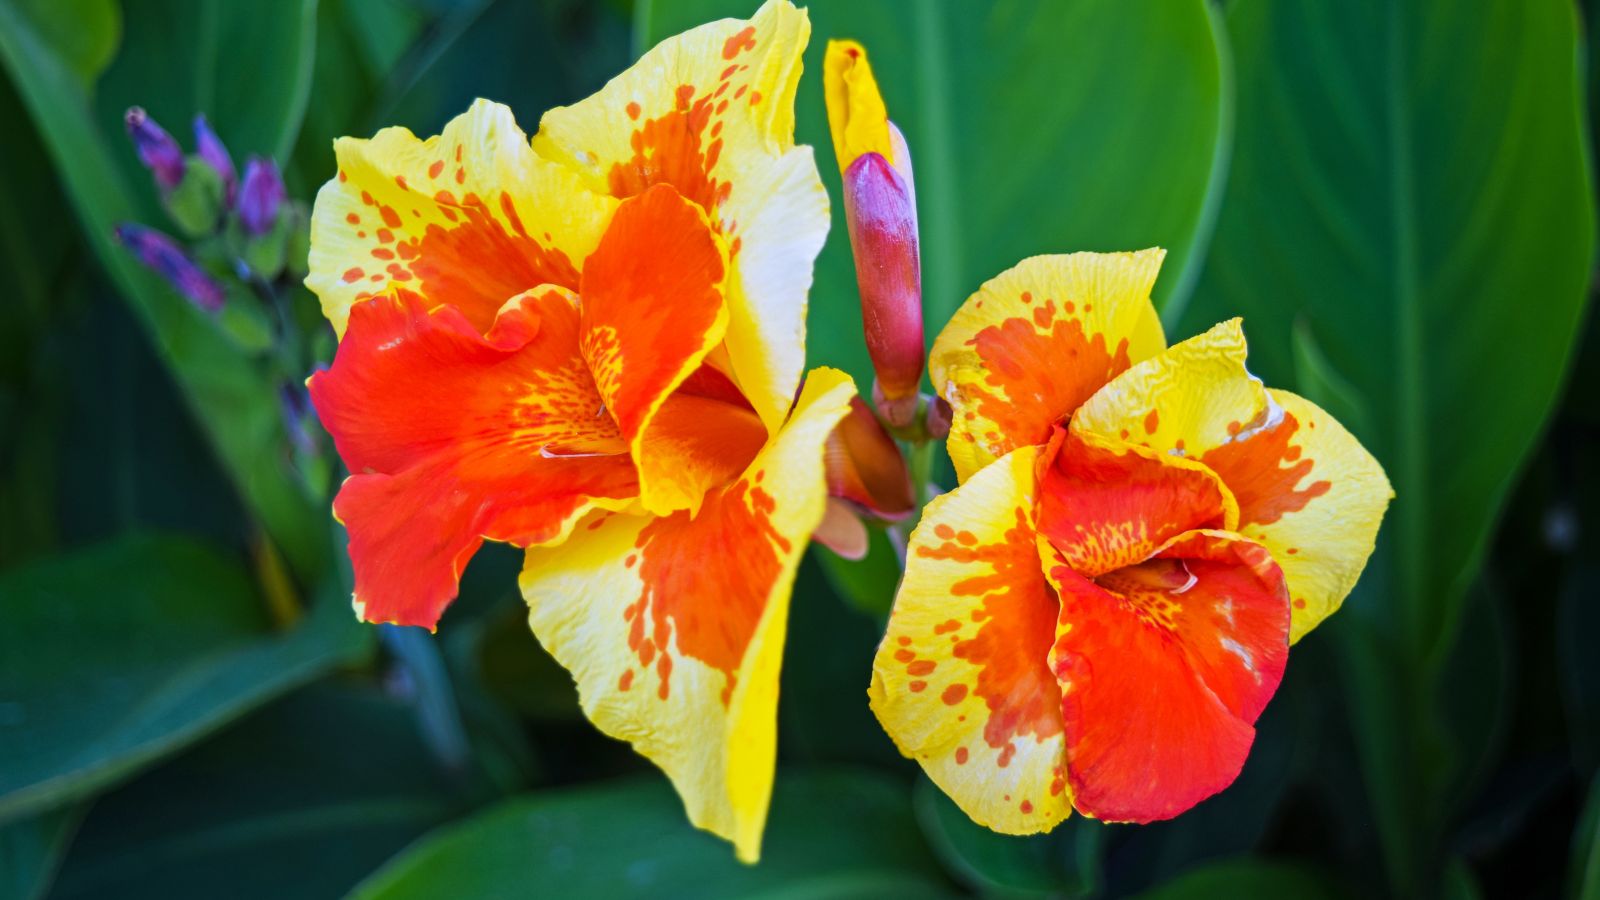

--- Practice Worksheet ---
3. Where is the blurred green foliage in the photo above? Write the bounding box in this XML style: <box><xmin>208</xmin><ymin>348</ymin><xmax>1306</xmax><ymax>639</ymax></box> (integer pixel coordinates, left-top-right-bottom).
<box><xmin>0</xmin><ymin>0</ymin><xmax>1595</xmax><ymax>898</ymax></box>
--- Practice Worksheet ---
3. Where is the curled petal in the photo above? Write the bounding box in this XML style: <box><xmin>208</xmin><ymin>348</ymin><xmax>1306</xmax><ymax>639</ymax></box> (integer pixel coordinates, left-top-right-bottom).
<box><xmin>579</xmin><ymin>184</ymin><xmax>734</xmax><ymax>515</ymax></box>
<box><xmin>309</xmin><ymin>288</ymin><xmax>637</xmax><ymax>628</ymax></box>
<box><xmin>931</xmin><ymin>251</ymin><xmax>1167</xmax><ymax>484</ymax></box>
<box><xmin>522</xmin><ymin>367</ymin><xmax>855</xmax><ymax>861</ymax></box>
<box><xmin>1072</xmin><ymin>320</ymin><xmax>1392</xmax><ymax>640</ymax></box>
<box><xmin>1036</xmin><ymin>427</ymin><xmax>1237</xmax><ymax>578</ymax></box>
<box><xmin>823</xmin><ymin>39</ymin><xmax>895</xmax><ymax>174</ymax></box>
<box><xmin>825</xmin><ymin>395</ymin><xmax>914</xmax><ymax>521</ymax></box>
<box><xmin>1045</xmin><ymin>530</ymin><xmax>1290</xmax><ymax>822</ymax></box>
<box><xmin>871</xmin><ymin>447</ymin><xmax>1072</xmax><ymax>834</ymax></box>
<box><xmin>532</xmin><ymin>0</ymin><xmax>824</xmax><ymax>432</ymax></box>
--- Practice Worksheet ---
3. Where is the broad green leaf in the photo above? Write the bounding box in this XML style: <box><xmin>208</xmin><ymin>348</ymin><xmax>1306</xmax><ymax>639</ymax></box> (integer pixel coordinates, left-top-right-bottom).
<box><xmin>350</xmin><ymin>770</ymin><xmax>955</xmax><ymax>899</ymax></box>
<box><xmin>1181</xmin><ymin>0</ymin><xmax>1593</xmax><ymax>890</ymax></box>
<box><xmin>5</xmin><ymin>0</ymin><xmax>118</xmax><ymax>86</ymax></box>
<box><xmin>1132</xmin><ymin>859</ymin><xmax>1349</xmax><ymax>900</ymax></box>
<box><xmin>1184</xmin><ymin>0</ymin><xmax>1594</xmax><ymax>657</ymax></box>
<box><xmin>644</xmin><ymin>0</ymin><xmax>1231</xmax><ymax>389</ymax></box>
<box><xmin>47</xmin><ymin>685</ymin><xmax>460</xmax><ymax>900</ymax></box>
<box><xmin>93</xmin><ymin>0</ymin><xmax>319</xmax><ymax>160</ymax></box>
<box><xmin>0</xmin><ymin>0</ymin><xmax>330</xmax><ymax>578</ymax></box>
<box><xmin>0</xmin><ymin>808</ymin><xmax>80</xmax><ymax>900</ymax></box>
<box><xmin>0</xmin><ymin>534</ymin><xmax>371</xmax><ymax>823</ymax></box>
<box><xmin>914</xmin><ymin>778</ymin><xmax>1101</xmax><ymax>897</ymax></box>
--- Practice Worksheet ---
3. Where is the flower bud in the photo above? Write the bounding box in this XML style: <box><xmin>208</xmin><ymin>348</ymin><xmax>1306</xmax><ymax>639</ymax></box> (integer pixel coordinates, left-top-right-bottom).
<box><xmin>846</xmin><ymin>153</ymin><xmax>923</xmax><ymax>425</ymax></box>
<box><xmin>825</xmin><ymin>395</ymin><xmax>914</xmax><ymax>522</ymax></box>
<box><xmin>238</xmin><ymin>157</ymin><xmax>286</xmax><ymax>236</ymax></box>
<box><xmin>124</xmin><ymin>107</ymin><xmax>185</xmax><ymax>191</ymax></box>
<box><xmin>193</xmin><ymin>114</ymin><xmax>237</xmax><ymax>204</ymax></box>
<box><xmin>114</xmin><ymin>223</ymin><xmax>225</xmax><ymax>312</ymax></box>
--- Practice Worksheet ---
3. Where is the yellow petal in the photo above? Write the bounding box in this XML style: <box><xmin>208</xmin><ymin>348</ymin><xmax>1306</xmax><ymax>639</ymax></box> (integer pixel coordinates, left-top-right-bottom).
<box><xmin>306</xmin><ymin>99</ymin><xmax>616</xmax><ymax>337</ymax></box>
<box><xmin>823</xmin><ymin>39</ymin><xmax>894</xmax><ymax>173</ymax></box>
<box><xmin>521</xmin><ymin>367</ymin><xmax>855</xmax><ymax>861</ymax></box>
<box><xmin>869</xmin><ymin>446</ymin><xmax>1073</xmax><ymax>834</ymax></box>
<box><xmin>1073</xmin><ymin>320</ymin><xmax>1392</xmax><ymax>640</ymax></box>
<box><xmin>531</xmin><ymin>0</ymin><xmax>825</xmax><ymax>434</ymax></box>
<box><xmin>930</xmin><ymin>251</ymin><xmax>1168</xmax><ymax>484</ymax></box>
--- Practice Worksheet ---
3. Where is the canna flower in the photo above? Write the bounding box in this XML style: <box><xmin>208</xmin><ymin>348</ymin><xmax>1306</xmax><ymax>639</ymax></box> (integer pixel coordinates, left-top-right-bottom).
<box><xmin>823</xmin><ymin>40</ymin><xmax>923</xmax><ymax>427</ymax></box>
<box><xmin>304</xmin><ymin>0</ymin><xmax>845</xmax><ymax>861</ymax></box>
<box><xmin>815</xmin><ymin>395</ymin><xmax>916</xmax><ymax>559</ymax></box>
<box><xmin>870</xmin><ymin>251</ymin><xmax>1391</xmax><ymax>830</ymax></box>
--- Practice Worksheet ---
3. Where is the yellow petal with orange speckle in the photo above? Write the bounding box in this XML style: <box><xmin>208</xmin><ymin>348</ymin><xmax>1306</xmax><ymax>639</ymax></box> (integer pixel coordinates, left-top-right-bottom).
<box><xmin>521</xmin><ymin>367</ymin><xmax>854</xmax><ymax>862</ymax></box>
<box><xmin>930</xmin><ymin>251</ymin><xmax>1167</xmax><ymax>485</ymax></box>
<box><xmin>531</xmin><ymin>0</ymin><xmax>826</xmax><ymax>434</ymax></box>
<box><xmin>306</xmin><ymin>99</ymin><xmax>617</xmax><ymax>337</ymax></box>
<box><xmin>1072</xmin><ymin>320</ymin><xmax>1392</xmax><ymax>640</ymax></box>
<box><xmin>869</xmin><ymin>446</ymin><xmax>1074</xmax><ymax>834</ymax></box>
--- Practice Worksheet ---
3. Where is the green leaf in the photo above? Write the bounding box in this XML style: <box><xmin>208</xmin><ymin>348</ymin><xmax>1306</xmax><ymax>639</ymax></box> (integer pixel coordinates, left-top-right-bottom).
<box><xmin>0</xmin><ymin>808</ymin><xmax>81</xmax><ymax>900</ymax></box>
<box><xmin>350</xmin><ymin>769</ymin><xmax>955</xmax><ymax>899</ymax></box>
<box><xmin>0</xmin><ymin>0</ymin><xmax>331</xmax><ymax>578</ymax></box>
<box><xmin>1181</xmin><ymin>0</ymin><xmax>1594</xmax><ymax>890</ymax></box>
<box><xmin>643</xmin><ymin>0</ymin><xmax>1231</xmax><ymax>389</ymax></box>
<box><xmin>812</xmin><ymin>528</ymin><xmax>902</xmax><ymax>619</ymax></box>
<box><xmin>1185</xmin><ymin>0</ymin><xmax>1594</xmax><ymax>657</ymax></box>
<box><xmin>5</xmin><ymin>0</ymin><xmax>119</xmax><ymax>86</ymax></box>
<box><xmin>92</xmin><ymin>0</ymin><xmax>319</xmax><ymax>160</ymax></box>
<box><xmin>0</xmin><ymin>534</ymin><xmax>371</xmax><ymax>823</ymax></box>
<box><xmin>47</xmin><ymin>685</ymin><xmax>461</xmax><ymax>900</ymax></box>
<box><xmin>1572</xmin><ymin>775</ymin><xmax>1600</xmax><ymax>900</ymax></box>
<box><xmin>914</xmin><ymin>777</ymin><xmax>1101</xmax><ymax>898</ymax></box>
<box><xmin>1132</xmin><ymin>859</ymin><xmax>1350</xmax><ymax>900</ymax></box>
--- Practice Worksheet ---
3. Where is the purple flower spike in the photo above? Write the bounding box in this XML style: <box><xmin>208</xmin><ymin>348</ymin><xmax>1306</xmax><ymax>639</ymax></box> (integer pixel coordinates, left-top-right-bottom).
<box><xmin>114</xmin><ymin>223</ymin><xmax>226</xmax><ymax>312</ymax></box>
<box><xmin>238</xmin><ymin>157</ymin><xmax>286</xmax><ymax>236</ymax></box>
<box><xmin>124</xmin><ymin>107</ymin><xmax>185</xmax><ymax>191</ymax></box>
<box><xmin>192</xmin><ymin>114</ymin><xmax>237</xmax><ymax>204</ymax></box>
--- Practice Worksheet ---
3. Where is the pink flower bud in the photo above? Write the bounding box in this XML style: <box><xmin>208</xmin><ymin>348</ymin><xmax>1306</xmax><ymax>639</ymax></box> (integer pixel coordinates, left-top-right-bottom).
<box><xmin>124</xmin><ymin>107</ymin><xmax>185</xmax><ymax>191</ymax></box>
<box><xmin>843</xmin><ymin>151</ymin><xmax>923</xmax><ymax>427</ymax></box>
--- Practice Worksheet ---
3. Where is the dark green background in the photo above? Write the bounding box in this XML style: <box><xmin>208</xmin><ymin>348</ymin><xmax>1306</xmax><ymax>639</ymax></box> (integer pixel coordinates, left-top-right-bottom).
<box><xmin>1</xmin><ymin>0</ymin><xmax>1597</xmax><ymax>897</ymax></box>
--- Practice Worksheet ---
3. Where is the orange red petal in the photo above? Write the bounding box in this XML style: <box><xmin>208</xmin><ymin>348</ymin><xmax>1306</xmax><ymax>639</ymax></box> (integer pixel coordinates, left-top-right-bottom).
<box><xmin>1046</xmin><ymin>530</ymin><xmax>1289</xmax><ymax>823</ymax></box>
<box><xmin>309</xmin><ymin>288</ymin><xmax>636</xmax><ymax>628</ymax></box>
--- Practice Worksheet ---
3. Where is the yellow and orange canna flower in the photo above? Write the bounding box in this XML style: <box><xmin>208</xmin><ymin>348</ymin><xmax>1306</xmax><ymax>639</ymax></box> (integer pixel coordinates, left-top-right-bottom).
<box><xmin>869</xmin><ymin>251</ymin><xmax>1392</xmax><ymax>830</ymax></box>
<box><xmin>304</xmin><ymin>0</ymin><xmax>851</xmax><ymax>861</ymax></box>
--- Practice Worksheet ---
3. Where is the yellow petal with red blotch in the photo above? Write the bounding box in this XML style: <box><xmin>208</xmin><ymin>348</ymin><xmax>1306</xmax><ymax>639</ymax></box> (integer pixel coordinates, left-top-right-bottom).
<box><xmin>1073</xmin><ymin>320</ymin><xmax>1392</xmax><ymax>640</ymax></box>
<box><xmin>531</xmin><ymin>0</ymin><xmax>826</xmax><ymax>433</ymax></box>
<box><xmin>1213</xmin><ymin>389</ymin><xmax>1391</xmax><ymax>640</ymax></box>
<box><xmin>577</xmin><ymin>185</ymin><xmax>732</xmax><ymax>516</ymax></box>
<box><xmin>930</xmin><ymin>251</ymin><xmax>1168</xmax><ymax>485</ymax></box>
<box><xmin>520</xmin><ymin>367</ymin><xmax>855</xmax><ymax>862</ymax></box>
<box><xmin>307</xmin><ymin>99</ymin><xmax>617</xmax><ymax>338</ymax></box>
<box><xmin>869</xmin><ymin>446</ymin><xmax>1073</xmax><ymax>834</ymax></box>
<box><xmin>823</xmin><ymin>39</ymin><xmax>894</xmax><ymax>173</ymax></box>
